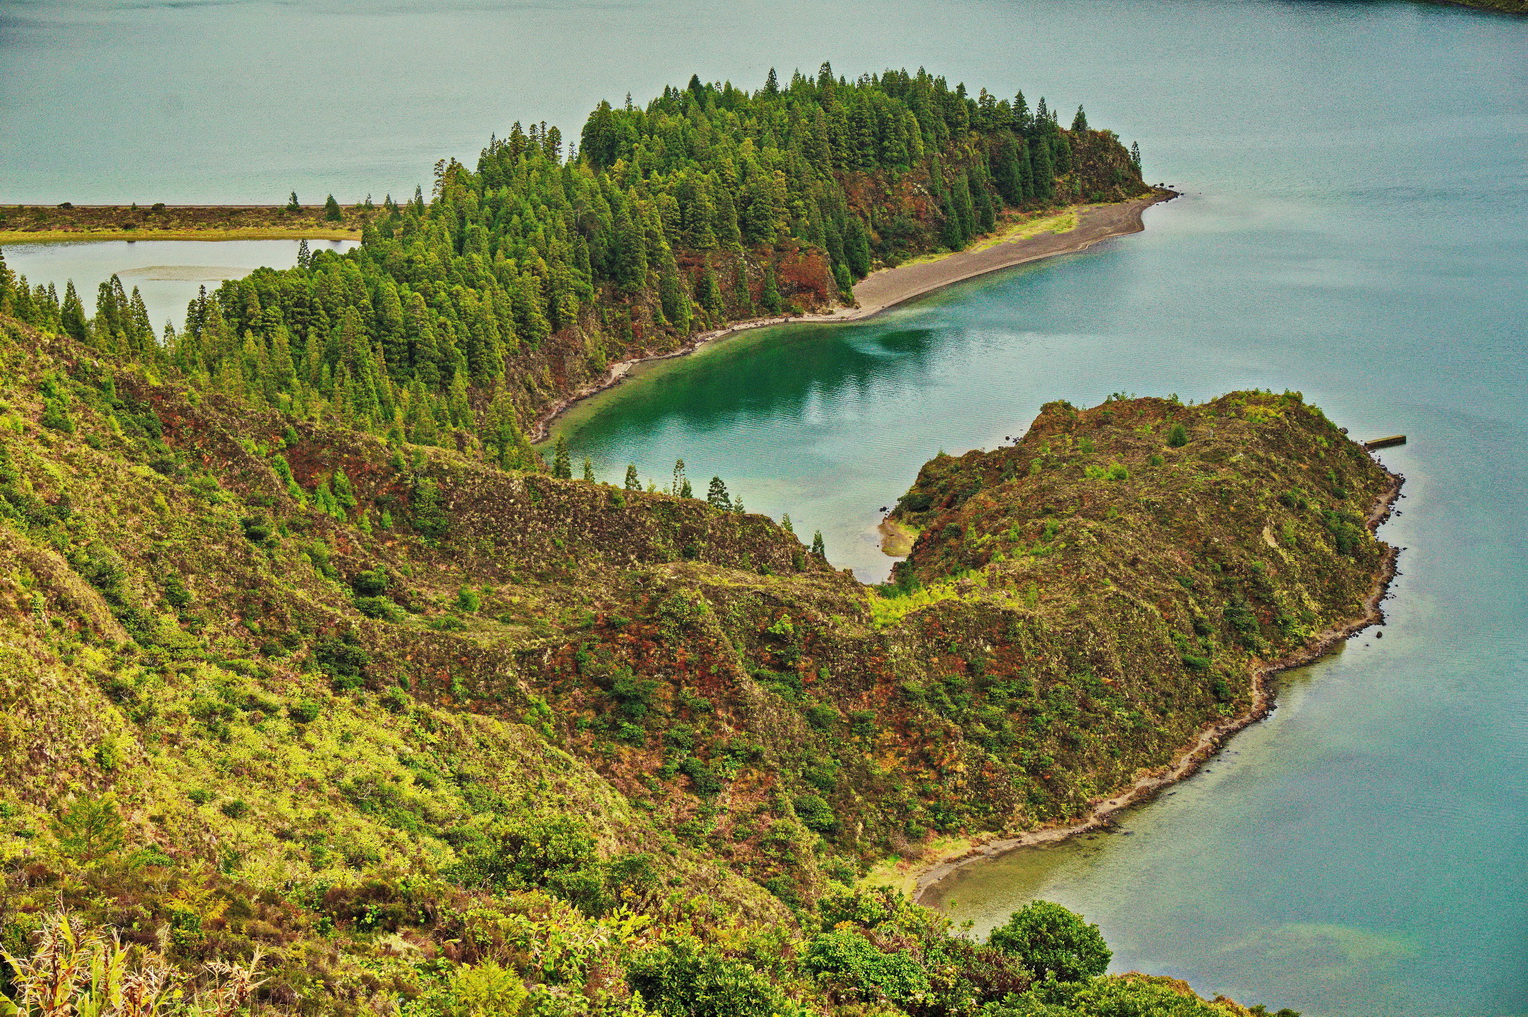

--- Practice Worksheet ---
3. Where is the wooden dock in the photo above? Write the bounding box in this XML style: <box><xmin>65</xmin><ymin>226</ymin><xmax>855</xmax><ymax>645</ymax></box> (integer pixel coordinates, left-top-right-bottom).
<box><xmin>1363</xmin><ymin>434</ymin><xmax>1407</xmax><ymax>450</ymax></box>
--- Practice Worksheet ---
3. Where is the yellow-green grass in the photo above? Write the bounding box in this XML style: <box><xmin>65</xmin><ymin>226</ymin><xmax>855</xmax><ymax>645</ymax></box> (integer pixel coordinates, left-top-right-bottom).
<box><xmin>893</xmin><ymin>204</ymin><xmax>1088</xmax><ymax>270</ymax></box>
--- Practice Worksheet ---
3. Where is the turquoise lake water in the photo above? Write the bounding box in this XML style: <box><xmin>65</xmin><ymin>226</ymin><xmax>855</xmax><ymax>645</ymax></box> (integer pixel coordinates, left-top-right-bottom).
<box><xmin>1</xmin><ymin>239</ymin><xmax>357</xmax><ymax>327</ymax></box>
<box><xmin>3</xmin><ymin>1</ymin><xmax>1525</xmax><ymax>1013</ymax></box>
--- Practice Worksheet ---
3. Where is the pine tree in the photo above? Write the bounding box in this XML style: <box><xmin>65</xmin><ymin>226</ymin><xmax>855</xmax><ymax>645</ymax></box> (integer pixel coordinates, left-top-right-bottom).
<box><xmin>297</xmin><ymin>238</ymin><xmax>311</xmax><ymax>270</ymax></box>
<box><xmin>324</xmin><ymin>195</ymin><xmax>343</xmax><ymax>222</ymax></box>
<box><xmin>60</xmin><ymin>281</ymin><xmax>88</xmax><ymax>341</ymax></box>
<box><xmin>287</xmin><ymin>191</ymin><xmax>300</xmax><ymax>212</ymax></box>
<box><xmin>671</xmin><ymin>458</ymin><xmax>685</xmax><ymax>496</ymax></box>
<box><xmin>624</xmin><ymin>464</ymin><xmax>641</xmax><ymax>491</ymax></box>
<box><xmin>781</xmin><ymin>513</ymin><xmax>793</xmax><ymax>534</ymax></box>
<box><xmin>811</xmin><ymin>530</ymin><xmax>826</xmax><ymax>559</ymax></box>
<box><xmin>553</xmin><ymin>435</ymin><xmax>572</xmax><ymax>478</ymax></box>
<box><xmin>332</xmin><ymin>468</ymin><xmax>358</xmax><ymax>511</ymax></box>
<box><xmin>761</xmin><ymin>266</ymin><xmax>781</xmax><ymax>313</ymax></box>
<box><xmin>582</xmin><ymin>458</ymin><xmax>595</xmax><ymax>483</ymax></box>
<box><xmin>706</xmin><ymin>476</ymin><xmax>731</xmax><ymax>510</ymax></box>
<box><xmin>1071</xmin><ymin>105</ymin><xmax>1089</xmax><ymax>135</ymax></box>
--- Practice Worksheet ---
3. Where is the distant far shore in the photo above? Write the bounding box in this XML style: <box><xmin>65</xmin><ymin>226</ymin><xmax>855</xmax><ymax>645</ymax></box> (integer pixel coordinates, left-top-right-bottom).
<box><xmin>0</xmin><ymin>204</ymin><xmax>365</xmax><ymax>243</ymax></box>
<box><xmin>529</xmin><ymin>188</ymin><xmax>1176</xmax><ymax>441</ymax></box>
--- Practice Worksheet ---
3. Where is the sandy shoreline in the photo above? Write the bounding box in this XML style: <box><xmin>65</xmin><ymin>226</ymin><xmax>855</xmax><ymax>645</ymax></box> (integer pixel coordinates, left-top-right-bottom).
<box><xmin>528</xmin><ymin>190</ymin><xmax>1175</xmax><ymax>441</ymax></box>
<box><xmin>907</xmin><ymin>467</ymin><xmax>1406</xmax><ymax>904</ymax></box>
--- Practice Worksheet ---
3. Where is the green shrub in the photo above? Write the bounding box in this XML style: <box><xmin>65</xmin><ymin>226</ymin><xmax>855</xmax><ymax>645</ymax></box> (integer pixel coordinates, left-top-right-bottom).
<box><xmin>1322</xmin><ymin>509</ymin><xmax>1364</xmax><ymax>556</ymax></box>
<box><xmin>240</xmin><ymin>515</ymin><xmax>273</xmax><ymax>544</ymax></box>
<box><xmin>313</xmin><ymin>633</ymin><xmax>370</xmax><ymax>691</ymax></box>
<box><xmin>404</xmin><ymin>961</ymin><xmax>527</xmax><ymax>1017</ymax></box>
<box><xmin>51</xmin><ymin>795</ymin><xmax>124</xmax><ymax>860</ymax></box>
<box><xmin>627</xmin><ymin>937</ymin><xmax>799</xmax><ymax>1017</ymax></box>
<box><xmin>1224</xmin><ymin>595</ymin><xmax>1259</xmax><ymax>645</ymax></box>
<box><xmin>989</xmin><ymin>973</ymin><xmax>1254</xmax><ymax>1016</ymax></box>
<box><xmin>679</xmin><ymin>756</ymin><xmax>722</xmax><ymax>795</ymax></box>
<box><xmin>804</xmin><ymin>929</ymin><xmax>930</xmax><ymax>1005</ymax></box>
<box><xmin>40</xmin><ymin>397</ymin><xmax>73</xmax><ymax>433</ymax></box>
<box><xmin>792</xmin><ymin>793</ymin><xmax>837</xmax><ymax>835</ymax></box>
<box><xmin>288</xmin><ymin>701</ymin><xmax>322</xmax><ymax>724</ymax></box>
<box><xmin>351</xmin><ymin>569</ymin><xmax>389</xmax><ymax>596</ymax></box>
<box><xmin>1166</xmin><ymin>423</ymin><xmax>1189</xmax><ymax>448</ymax></box>
<box><xmin>352</xmin><ymin>596</ymin><xmax>402</xmax><ymax>621</ymax></box>
<box><xmin>804</xmin><ymin>703</ymin><xmax>838</xmax><ymax>731</ymax></box>
<box><xmin>162</xmin><ymin>575</ymin><xmax>191</xmax><ymax>609</ymax></box>
<box><xmin>988</xmin><ymin>900</ymin><xmax>1111</xmax><ymax>983</ymax></box>
<box><xmin>451</xmin><ymin>813</ymin><xmax>624</xmax><ymax>916</ymax></box>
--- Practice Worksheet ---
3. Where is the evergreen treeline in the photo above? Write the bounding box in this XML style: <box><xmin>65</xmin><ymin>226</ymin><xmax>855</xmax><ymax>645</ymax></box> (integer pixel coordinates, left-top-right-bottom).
<box><xmin>0</xmin><ymin>66</ymin><xmax>1145</xmax><ymax>466</ymax></box>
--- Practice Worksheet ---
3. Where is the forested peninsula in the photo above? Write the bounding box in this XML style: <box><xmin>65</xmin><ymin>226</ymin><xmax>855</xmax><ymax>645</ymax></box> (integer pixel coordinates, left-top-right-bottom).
<box><xmin>0</xmin><ymin>68</ymin><xmax>1394</xmax><ymax>1017</ymax></box>
<box><xmin>5</xmin><ymin>65</ymin><xmax>1147</xmax><ymax>467</ymax></box>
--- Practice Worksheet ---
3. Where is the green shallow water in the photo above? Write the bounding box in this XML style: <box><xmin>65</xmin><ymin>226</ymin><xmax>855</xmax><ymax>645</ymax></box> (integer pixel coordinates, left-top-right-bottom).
<box><xmin>4</xmin><ymin>0</ymin><xmax>1526</xmax><ymax>1013</ymax></box>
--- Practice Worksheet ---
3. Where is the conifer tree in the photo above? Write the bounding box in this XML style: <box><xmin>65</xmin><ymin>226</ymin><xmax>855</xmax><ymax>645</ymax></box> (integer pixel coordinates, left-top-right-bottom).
<box><xmin>287</xmin><ymin>191</ymin><xmax>300</xmax><ymax>212</ymax></box>
<box><xmin>324</xmin><ymin>195</ymin><xmax>343</xmax><ymax>222</ymax></box>
<box><xmin>706</xmin><ymin>476</ymin><xmax>731</xmax><ymax>510</ymax></box>
<box><xmin>58</xmin><ymin>281</ymin><xmax>88</xmax><ymax>342</ymax></box>
<box><xmin>332</xmin><ymin>468</ymin><xmax>358</xmax><ymax>511</ymax></box>
<box><xmin>811</xmin><ymin>530</ymin><xmax>826</xmax><ymax>559</ymax></box>
<box><xmin>582</xmin><ymin>458</ymin><xmax>595</xmax><ymax>483</ymax></box>
<box><xmin>553</xmin><ymin>435</ymin><xmax>572</xmax><ymax>478</ymax></box>
<box><xmin>671</xmin><ymin>458</ymin><xmax>685</xmax><ymax>496</ymax></box>
<box><xmin>761</xmin><ymin>266</ymin><xmax>781</xmax><ymax>313</ymax></box>
<box><xmin>624</xmin><ymin>464</ymin><xmax>641</xmax><ymax>491</ymax></box>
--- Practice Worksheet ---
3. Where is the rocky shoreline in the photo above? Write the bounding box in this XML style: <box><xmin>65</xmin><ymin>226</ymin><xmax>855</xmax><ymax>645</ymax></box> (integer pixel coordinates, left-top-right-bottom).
<box><xmin>908</xmin><ymin>465</ymin><xmax>1405</xmax><ymax>904</ymax></box>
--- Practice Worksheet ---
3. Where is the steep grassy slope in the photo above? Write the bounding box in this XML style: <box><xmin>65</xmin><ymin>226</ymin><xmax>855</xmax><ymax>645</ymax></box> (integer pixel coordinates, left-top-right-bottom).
<box><xmin>0</xmin><ymin>314</ymin><xmax>1392</xmax><ymax>1014</ymax></box>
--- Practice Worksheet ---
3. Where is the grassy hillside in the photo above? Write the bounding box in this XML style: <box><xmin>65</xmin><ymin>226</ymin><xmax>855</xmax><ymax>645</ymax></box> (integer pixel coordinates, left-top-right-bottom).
<box><xmin>0</xmin><ymin>313</ymin><xmax>1390</xmax><ymax>1015</ymax></box>
<box><xmin>0</xmin><ymin>204</ymin><xmax>366</xmax><ymax>243</ymax></box>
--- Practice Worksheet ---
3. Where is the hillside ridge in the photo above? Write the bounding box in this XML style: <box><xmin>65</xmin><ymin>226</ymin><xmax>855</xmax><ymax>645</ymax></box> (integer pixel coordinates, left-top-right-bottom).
<box><xmin>0</xmin><ymin>309</ymin><xmax>1395</xmax><ymax>1015</ymax></box>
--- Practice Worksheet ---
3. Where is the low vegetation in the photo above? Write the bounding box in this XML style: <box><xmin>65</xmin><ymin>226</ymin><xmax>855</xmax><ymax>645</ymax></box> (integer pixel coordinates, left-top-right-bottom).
<box><xmin>0</xmin><ymin>301</ymin><xmax>1393</xmax><ymax>1012</ymax></box>
<box><xmin>0</xmin><ymin>202</ymin><xmax>368</xmax><ymax>243</ymax></box>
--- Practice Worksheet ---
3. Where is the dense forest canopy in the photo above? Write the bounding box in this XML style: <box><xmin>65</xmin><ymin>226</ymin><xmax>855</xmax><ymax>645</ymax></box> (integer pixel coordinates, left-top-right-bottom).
<box><xmin>0</xmin><ymin>65</ymin><xmax>1146</xmax><ymax>470</ymax></box>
